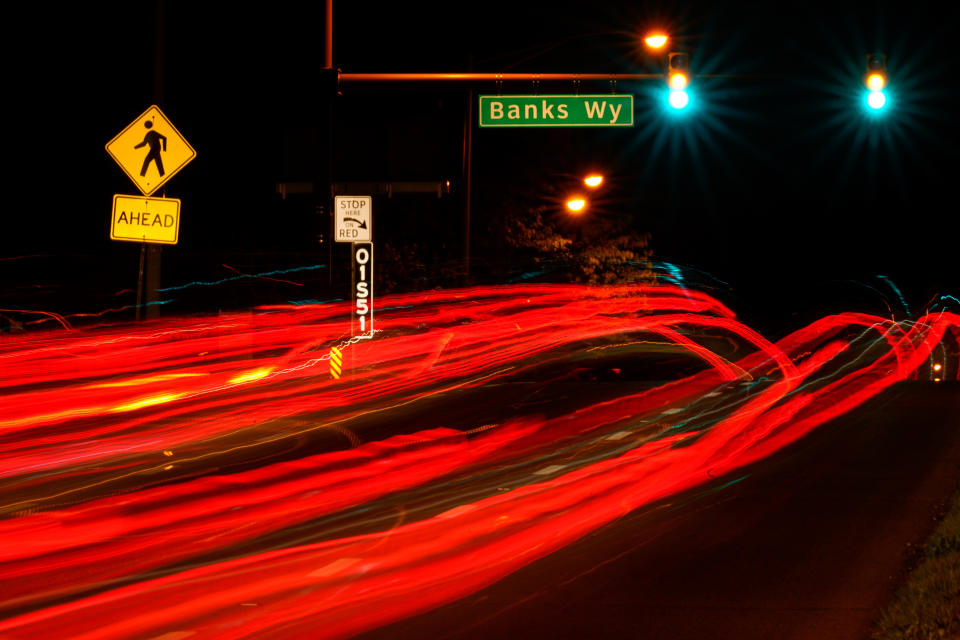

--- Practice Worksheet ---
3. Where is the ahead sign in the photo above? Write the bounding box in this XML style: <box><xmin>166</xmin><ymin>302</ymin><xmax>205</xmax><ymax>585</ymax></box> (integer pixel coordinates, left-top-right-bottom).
<box><xmin>335</xmin><ymin>196</ymin><xmax>372</xmax><ymax>242</ymax></box>
<box><xmin>110</xmin><ymin>194</ymin><xmax>180</xmax><ymax>245</ymax></box>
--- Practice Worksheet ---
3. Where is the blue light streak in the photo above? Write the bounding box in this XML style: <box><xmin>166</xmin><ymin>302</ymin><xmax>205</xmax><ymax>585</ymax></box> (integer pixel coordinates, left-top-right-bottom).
<box><xmin>876</xmin><ymin>275</ymin><xmax>911</xmax><ymax>318</ymax></box>
<box><xmin>935</xmin><ymin>295</ymin><xmax>960</xmax><ymax>311</ymax></box>
<box><xmin>158</xmin><ymin>264</ymin><xmax>328</xmax><ymax>293</ymax></box>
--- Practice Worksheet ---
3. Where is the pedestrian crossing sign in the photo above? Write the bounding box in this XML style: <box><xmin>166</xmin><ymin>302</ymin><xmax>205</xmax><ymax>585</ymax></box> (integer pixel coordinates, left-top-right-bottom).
<box><xmin>105</xmin><ymin>105</ymin><xmax>196</xmax><ymax>196</ymax></box>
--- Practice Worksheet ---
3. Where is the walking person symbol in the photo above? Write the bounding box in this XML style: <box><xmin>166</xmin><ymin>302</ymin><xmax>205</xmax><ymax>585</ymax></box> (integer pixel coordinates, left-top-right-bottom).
<box><xmin>135</xmin><ymin>120</ymin><xmax>167</xmax><ymax>177</ymax></box>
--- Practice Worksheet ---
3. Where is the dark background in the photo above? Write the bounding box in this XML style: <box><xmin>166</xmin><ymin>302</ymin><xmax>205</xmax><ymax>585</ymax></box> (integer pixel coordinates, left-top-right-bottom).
<box><xmin>6</xmin><ymin>0</ymin><xmax>960</xmax><ymax>334</ymax></box>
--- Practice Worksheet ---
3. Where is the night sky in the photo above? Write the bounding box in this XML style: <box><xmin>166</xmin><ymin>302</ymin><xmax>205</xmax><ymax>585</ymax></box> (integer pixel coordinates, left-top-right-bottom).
<box><xmin>8</xmin><ymin>0</ymin><xmax>960</xmax><ymax>331</ymax></box>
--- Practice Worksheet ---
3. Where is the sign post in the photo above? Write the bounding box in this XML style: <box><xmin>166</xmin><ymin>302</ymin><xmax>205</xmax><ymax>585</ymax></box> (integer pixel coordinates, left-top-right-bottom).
<box><xmin>106</xmin><ymin>105</ymin><xmax>195</xmax><ymax>320</ymax></box>
<box><xmin>336</xmin><ymin>196</ymin><xmax>374</xmax><ymax>340</ymax></box>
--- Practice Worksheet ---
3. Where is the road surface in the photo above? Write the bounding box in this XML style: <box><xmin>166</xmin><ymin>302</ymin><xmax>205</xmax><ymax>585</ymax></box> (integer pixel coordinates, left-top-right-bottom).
<box><xmin>361</xmin><ymin>383</ymin><xmax>960</xmax><ymax>640</ymax></box>
<box><xmin>0</xmin><ymin>284</ymin><xmax>957</xmax><ymax>639</ymax></box>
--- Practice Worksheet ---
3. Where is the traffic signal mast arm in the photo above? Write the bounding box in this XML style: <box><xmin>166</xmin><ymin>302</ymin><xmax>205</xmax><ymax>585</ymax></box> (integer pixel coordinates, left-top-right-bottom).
<box><xmin>338</xmin><ymin>72</ymin><xmax>664</xmax><ymax>84</ymax></box>
<box><xmin>338</xmin><ymin>72</ymin><xmax>750</xmax><ymax>82</ymax></box>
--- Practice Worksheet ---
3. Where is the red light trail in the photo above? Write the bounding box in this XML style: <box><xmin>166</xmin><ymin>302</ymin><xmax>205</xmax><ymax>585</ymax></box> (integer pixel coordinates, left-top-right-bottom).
<box><xmin>0</xmin><ymin>284</ymin><xmax>956</xmax><ymax>638</ymax></box>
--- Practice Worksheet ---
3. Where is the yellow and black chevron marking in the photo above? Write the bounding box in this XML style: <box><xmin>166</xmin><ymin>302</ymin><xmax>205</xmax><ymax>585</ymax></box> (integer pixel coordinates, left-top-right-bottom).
<box><xmin>329</xmin><ymin>346</ymin><xmax>343</xmax><ymax>379</ymax></box>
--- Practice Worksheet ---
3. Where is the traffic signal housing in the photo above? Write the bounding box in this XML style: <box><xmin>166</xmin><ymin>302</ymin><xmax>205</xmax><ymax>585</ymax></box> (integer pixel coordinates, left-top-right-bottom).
<box><xmin>864</xmin><ymin>52</ymin><xmax>887</xmax><ymax>110</ymax></box>
<box><xmin>668</xmin><ymin>52</ymin><xmax>690</xmax><ymax>90</ymax></box>
<box><xmin>667</xmin><ymin>52</ymin><xmax>690</xmax><ymax>109</ymax></box>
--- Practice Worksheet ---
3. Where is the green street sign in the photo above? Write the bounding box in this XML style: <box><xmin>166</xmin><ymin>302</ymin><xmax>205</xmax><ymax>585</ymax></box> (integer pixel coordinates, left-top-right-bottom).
<box><xmin>478</xmin><ymin>95</ymin><xmax>633</xmax><ymax>128</ymax></box>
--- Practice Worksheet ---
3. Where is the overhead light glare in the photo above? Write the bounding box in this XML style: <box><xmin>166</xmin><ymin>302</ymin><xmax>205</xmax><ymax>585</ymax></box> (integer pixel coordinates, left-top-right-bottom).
<box><xmin>867</xmin><ymin>90</ymin><xmax>886</xmax><ymax>110</ymax></box>
<box><xmin>645</xmin><ymin>34</ymin><xmax>668</xmax><ymax>48</ymax></box>
<box><xmin>668</xmin><ymin>89</ymin><xmax>689</xmax><ymax>109</ymax></box>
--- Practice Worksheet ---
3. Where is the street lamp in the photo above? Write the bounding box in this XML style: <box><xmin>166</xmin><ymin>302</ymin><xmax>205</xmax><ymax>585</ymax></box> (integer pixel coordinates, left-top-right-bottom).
<box><xmin>584</xmin><ymin>174</ymin><xmax>604</xmax><ymax>188</ymax></box>
<box><xmin>566</xmin><ymin>197</ymin><xmax>587</xmax><ymax>213</ymax></box>
<box><xmin>644</xmin><ymin>33</ymin><xmax>668</xmax><ymax>49</ymax></box>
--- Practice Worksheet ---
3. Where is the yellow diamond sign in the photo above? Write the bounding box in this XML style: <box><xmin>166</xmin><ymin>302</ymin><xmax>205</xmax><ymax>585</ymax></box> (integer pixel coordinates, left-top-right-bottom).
<box><xmin>110</xmin><ymin>194</ymin><xmax>181</xmax><ymax>245</ymax></box>
<box><xmin>105</xmin><ymin>105</ymin><xmax>196</xmax><ymax>196</ymax></box>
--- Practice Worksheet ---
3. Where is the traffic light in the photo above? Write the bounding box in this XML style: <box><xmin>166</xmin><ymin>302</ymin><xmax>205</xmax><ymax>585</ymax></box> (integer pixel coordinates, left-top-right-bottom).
<box><xmin>667</xmin><ymin>52</ymin><xmax>690</xmax><ymax>109</ymax></box>
<box><xmin>864</xmin><ymin>52</ymin><xmax>887</xmax><ymax>110</ymax></box>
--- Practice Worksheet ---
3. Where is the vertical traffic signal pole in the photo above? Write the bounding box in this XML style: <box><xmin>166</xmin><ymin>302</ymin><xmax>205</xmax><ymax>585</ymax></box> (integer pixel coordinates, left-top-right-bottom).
<box><xmin>460</xmin><ymin>57</ymin><xmax>476</xmax><ymax>284</ymax></box>
<box><xmin>325</xmin><ymin>0</ymin><xmax>333</xmax><ymax>69</ymax></box>
<box><xmin>462</xmin><ymin>86</ymin><xmax>473</xmax><ymax>283</ymax></box>
<box><xmin>321</xmin><ymin>0</ymin><xmax>335</xmax><ymax>288</ymax></box>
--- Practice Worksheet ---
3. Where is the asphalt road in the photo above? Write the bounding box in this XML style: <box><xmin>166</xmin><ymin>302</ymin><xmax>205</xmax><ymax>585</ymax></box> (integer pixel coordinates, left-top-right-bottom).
<box><xmin>359</xmin><ymin>382</ymin><xmax>960</xmax><ymax>640</ymax></box>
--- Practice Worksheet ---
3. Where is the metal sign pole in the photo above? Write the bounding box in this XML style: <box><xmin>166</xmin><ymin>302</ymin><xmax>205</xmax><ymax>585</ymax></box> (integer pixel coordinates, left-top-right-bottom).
<box><xmin>349</xmin><ymin>243</ymin><xmax>355</xmax><ymax>338</ymax></box>
<box><xmin>148</xmin><ymin>0</ymin><xmax>165</xmax><ymax>321</ymax></box>
<box><xmin>136</xmin><ymin>240</ymin><xmax>146</xmax><ymax>322</ymax></box>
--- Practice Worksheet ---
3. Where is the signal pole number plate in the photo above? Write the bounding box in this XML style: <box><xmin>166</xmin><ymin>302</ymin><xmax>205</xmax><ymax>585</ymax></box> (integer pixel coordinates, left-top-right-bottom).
<box><xmin>353</xmin><ymin>242</ymin><xmax>373</xmax><ymax>338</ymax></box>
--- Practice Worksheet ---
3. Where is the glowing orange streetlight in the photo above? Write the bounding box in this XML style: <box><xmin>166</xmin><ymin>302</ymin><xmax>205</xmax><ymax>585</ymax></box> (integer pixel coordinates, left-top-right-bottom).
<box><xmin>566</xmin><ymin>197</ymin><xmax>587</xmax><ymax>213</ymax></box>
<box><xmin>584</xmin><ymin>174</ymin><xmax>604</xmax><ymax>188</ymax></box>
<box><xmin>644</xmin><ymin>33</ymin><xmax>668</xmax><ymax>49</ymax></box>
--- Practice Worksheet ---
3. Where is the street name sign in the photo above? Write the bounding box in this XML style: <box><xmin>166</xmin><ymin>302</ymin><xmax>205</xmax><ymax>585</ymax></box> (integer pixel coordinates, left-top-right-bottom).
<box><xmin>105</xmin><ymin>105</ymin><xmax>196</xmax><ymax>196</ymax></box>
<box><xmin>335</xmin><ymin>196</ymin><xmax>372</xmax><ymax>242</ymax></box>
<box><xmin>479</xmin><ymin>95</ymin><xmax>634</xmax><ymax>127</ymax></box>
<box><xmin>110</xmin><ymin>194</ymin><xmax>181</xmax><ymax>245</ymax></box>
